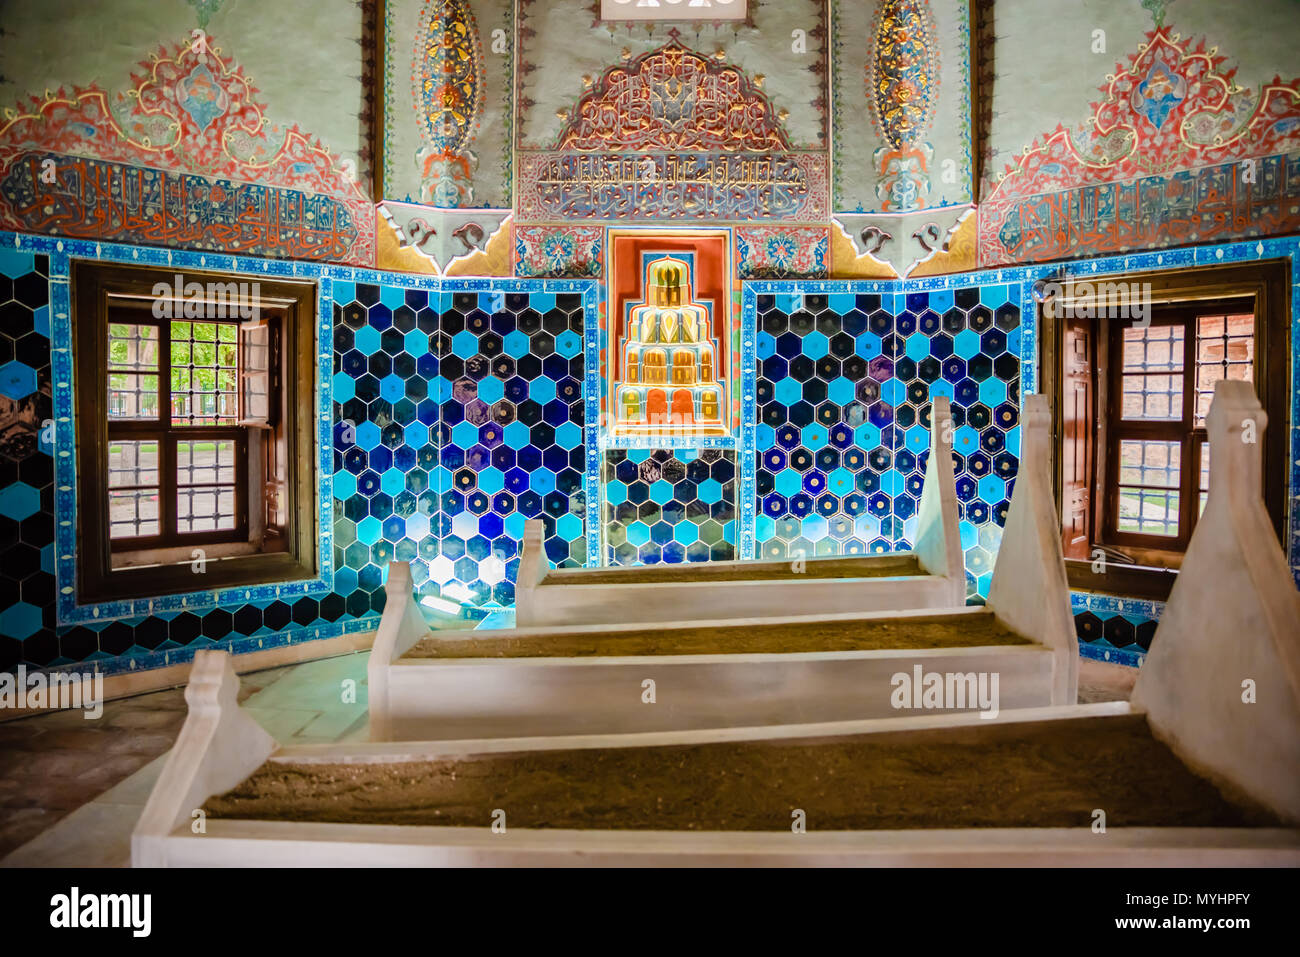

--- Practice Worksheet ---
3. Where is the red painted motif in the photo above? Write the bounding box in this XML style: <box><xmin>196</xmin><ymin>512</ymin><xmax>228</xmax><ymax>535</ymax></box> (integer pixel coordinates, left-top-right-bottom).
<box><xmin>980</xmin><ymin>27</ymin><xmax>1300</xmax><ymax>265</ymax></box>
<box><xmin>0</xmin><ymin>36</ymin><xmax>374</xmax><ymax>265</ymax></box>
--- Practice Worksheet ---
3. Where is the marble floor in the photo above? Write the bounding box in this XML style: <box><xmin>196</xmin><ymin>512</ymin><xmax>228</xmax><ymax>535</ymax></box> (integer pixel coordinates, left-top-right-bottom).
<box><xmin>0</xmin><ymin>653</ymin><xmax>1134</xmax><ymax>867</ymax></box>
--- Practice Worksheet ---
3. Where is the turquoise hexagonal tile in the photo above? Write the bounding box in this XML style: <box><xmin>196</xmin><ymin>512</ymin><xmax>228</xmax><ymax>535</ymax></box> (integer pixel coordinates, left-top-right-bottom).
<box><xmin>503</xmin><ymin>420</ymin><xmax>531</xmax><ymax>450</ymax></box>
<box><xmin>332</xmin><ymin>469</ymin><xmax>357</xmax><ymax>501</ymax></box>
<box><xmin>827</xmin><ymin>293</ymin><xmax>856</xmax><ymax>315</ymax></box>
<box><xmin>756</xmin><ymin>331</ymin><xmax>776</xmax><ymax>359</ymax></box>
<box><xmin>625</xmin><ymin>520</ymin><xmax>650</xmax><ymax>547</ymax></box>
<box><xmin>0</xmin><ymin>361</ymin><xmax>37</xmax><ymax>401</ymax></box>
<box><xmin>356</xmin><ymin>516</ymin><xmax>382</xmax><ymax>546</ymax></box>
<box><xmin>978</xmin><ymin>474</ymin><xmax>1006</xmax><ymax>503</ymax></box>
<box><xmin>774</xmin><ymin>467</ymin><xmax>802</xmax><ymax>497</ymax></box>
<box><xmin>800</xmin><ymin>423</ymin><xmax>829</xmax><ymax>449</ymax></box>
<box><xmin>0</xmin><ymin>601</ymin><xmax>42</xmax><ymax>640</ymax></box>
<box><xmin>451</xmin><ymin>420</ymin><xmax>479</xmax><ymax>450</ymax></box>
<box><xmin>452</xmin><ymin>510</ymin><xmax>478</xmax><ymax>540</ymax></box>
<box><xmin>980</xmin><ymin>284</ymin><xmax>1010</xmax><ymax>308</ymax></box>
<box><xmin>555</xmin><ymin>330</ymin><xmax>582</xmax><ymax>358</ymax></box>
<box><xmin>953</xmin><ymin>425</ymin><xmax>980</xmax><ymax>456</ymax></box>
<box><xmin>556</xmin><ymin>512</ymin><xmax>582</xmax><ymax>542</ymax></box>
<box><xmin>404</xmin><ymin>328</ymin><xmax>429</xmax><ymax>356</ymax></box>
<box><xmin>0</xmin><ymin>249</ymin><xmax>34</xmax><ymax>279</ymax></box>
<box><xmin>504</xmin><ymin>330</ymin><xmax>531</xmax><ymax>358</ymax></box>
<box><xmin>649</xmin><ymin>478</ymin><xmax>674</xmax><ymax>505</ymax></box>
<box><xmin>855</xmin><ymin>331</ymin><xmax>882</xmax><ymax>358</ymax></box>
<box><xmin>332</xmin><ymin>371</ymin><xmax>355</xmax><ymax>403</ymax></box>
<box><xmin>954</xmin><ymin>329</ymin><xmax>981</xmax><ymax>360</ymax></box>
<box><xmin>354</xmin><ymin>325</ymin><xmax>381</xmax><ymax>355</ymax></box>
<box><xmin>503</xmin><ymin>512</ymin><xmax>527</xmax><ymax>540</ymax></box>
<box><xmin>404</xmin><ymin>421</ymin><xmax>429</xmax><ymax>448</ymax></box>
<box><xmin>697</xmin><ymin>477</ymin><xmax>722</xmax><ymax>504</ymax></box>
<box><xmin>827</xmin><ymin>467</ymin><xmax>854</xmax><ymax>495</ymax></box>
<box><xmin>380</xmin><ymin>373</ymin><xmax>405</xmax><ymax>403</ymax></box>
<box><xmin>905</xmin><ymin>332</ymin><xmax>931</xmax><ymax>362</ymax></box>
<box><xmin>802</xmin><ymin>330</ymin><xmax>829</xmax><ymax>360</ymax></box>
<box><xmin>827</xmin><ymin>376</ymin><xmax>855</xmax><ymax>406</ymax></box>
<box><xmin>380</xmin><ymin>284</ymin><xmax>406</xmax><ymax>310</ymax></box>
<box><xmin>530</xmin><ymin>468</ymin><xmax>556</xmax><ymax>494</ymax></box>
<box><xmin>605</xmin><ymin>479</ymin><xmax>628</xmax><ymax>505</ymax></box>
<box><xmin>529</xmin><ymin>377</ymin><xmax>556</xmax><ymax>404</ymax></box>
<box><xmin>673</xmin><ymin>521</ymin><xmax>699</xmax><ymax>546</ymax></box>
<box><xmin>452</xmin><ymin>330</ymin><xmax>479</xmax><ymax>359</ymax></box>
<box><xmin>555</xmin><ymin>421</ymin><xmax>581</xmax><ymax>449</ymax></box>
<box><xmin>0</xmin><ymin>481</ymin><xmax>40</xmax><ymax>521</ymax></box>
<box><xmin>405</xmin><ymin>511</ymin><xmax>431</xmax><ymax>541</ymax></box>
<box><xmin>773</xmin><ymin>377</ymin><xmax>802</xmax><ymax>405</ymax></box>
<box><xmin>355</xmin><ymin>421</ymin><xmax>382</xmax><ymax>451</ymax></box>
<box><xmin>477</xmin><ymin>467</ymin><xmax>505</xmax><ymax>495</ymax></box>
<box><xmin>853</xmin><ymin>422</ymin><xmax>882</xmax><ymax>449</ymax></box>
<box><xmin>477</xmin><ymin>375</ymin><xmax>505</xmax><ymax>404</ymax></box>
<box><xmin>881</xmin><ymin>378</ymin><xmax>907</xmax><ymax>405</ymax></box>
<box><xmin>881</xmin><ymin>469</ymin><xmax>905</xmax><ymax>496</ymax></box>
<box><xmin>802</xmin><ymin>514</ymin><xmax>828</xmax><ymax>541</ymax></box>
<box><xmin>979</xmin><ymin>377</ymin><xmax>1008</xmax><ymax>406</ymax></box>
<box><xmin>380</xmin><ymin>467</ymin><xmax>406</xmax><ymax>497</ymax></box>
<box><xmin>904</xmin><ymin>425</ymin><xmax>929</xmax><ymax>454</ymax></box>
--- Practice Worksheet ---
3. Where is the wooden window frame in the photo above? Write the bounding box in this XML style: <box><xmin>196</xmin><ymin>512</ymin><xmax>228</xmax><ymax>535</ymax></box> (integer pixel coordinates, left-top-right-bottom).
<box><xmin>1041</xmin><ymin>261</ymin><xmax>1290</xmax><ymax>601</ymax></box>
<box><xmin>72</xmin><ymin>261</ymin><xmax>319</xmax><ymax>604</ymax></box>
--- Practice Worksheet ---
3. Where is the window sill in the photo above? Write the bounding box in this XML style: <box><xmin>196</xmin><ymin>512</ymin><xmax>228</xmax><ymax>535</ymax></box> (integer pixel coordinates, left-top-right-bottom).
<box><xmin>78</xmin><ymin>551</ymin><xmax>316</xmax><ymax>606</ymax></box>
<box><xmin>1064</xmin><ymin>558</ymin><xmax>1178</xmax><ymax>602</ymax></box>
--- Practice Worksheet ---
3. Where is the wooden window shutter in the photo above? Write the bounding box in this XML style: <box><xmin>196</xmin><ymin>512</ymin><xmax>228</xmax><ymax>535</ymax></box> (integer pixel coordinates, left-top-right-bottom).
<box><xmin>238</xmin><ymin>317</ymin><xmax>279</xmax><ymax>428</ymax></box>
<box><xmin>1060</xmin><ymin>314</ymin><xmax>1095</xmax><ymax>560</ymax></box>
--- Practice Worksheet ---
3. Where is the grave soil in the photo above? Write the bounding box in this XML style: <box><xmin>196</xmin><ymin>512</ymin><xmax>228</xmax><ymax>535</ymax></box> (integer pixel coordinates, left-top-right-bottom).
<box><xmin>206</xmin><ymin>715</ymin><xmax>1274</xmax><ymax>831</ymax></box>
<box><xmin>403</xmin><ymin>610</ymin><xmax>1032</xmax><ymax>659</ymax></box>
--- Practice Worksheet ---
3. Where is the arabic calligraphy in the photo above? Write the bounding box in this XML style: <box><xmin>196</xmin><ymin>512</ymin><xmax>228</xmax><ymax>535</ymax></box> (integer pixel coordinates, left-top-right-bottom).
<box><xmin>989</xmin><ymin>153</ymin><xmax>1300</xmax><ymax>264</ymax></box>
<box><xmin>517</xmin><ymin>151</ymin><xmax>827</xmax><ymax>222</ymax></box>
<box><xmin>0</xmin><ymin>152</ymin><xmax>361</xmax><ymax>262</ymax></box>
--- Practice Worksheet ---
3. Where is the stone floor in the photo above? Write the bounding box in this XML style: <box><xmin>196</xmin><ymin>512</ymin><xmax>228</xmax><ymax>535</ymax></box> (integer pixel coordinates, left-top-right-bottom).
<box><xmin>0</xmin><ymin>652</ymin><xmax>1134</xmax><ymax>867</ymax></box>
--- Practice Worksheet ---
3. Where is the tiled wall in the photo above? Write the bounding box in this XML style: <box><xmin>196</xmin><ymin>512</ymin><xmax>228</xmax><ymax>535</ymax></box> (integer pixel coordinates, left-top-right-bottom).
<box><xmin>753</xmin><ymin>287</ymin><xmax>1020</xmax><ymax>596</ymax></box>
<box><xmin>603</xmin><ymin>450</ymin><xmax>737</xmax><ymax>566</ymax></box>
<box><xmin>0</xmin><ymin>232</ymin><xmax>597</xmax><ymax>676</ymax></box>
<box><xmin>2</xmin><ymin>231</ymin><xmax>1298</xmax><ymax>676</ymax></box>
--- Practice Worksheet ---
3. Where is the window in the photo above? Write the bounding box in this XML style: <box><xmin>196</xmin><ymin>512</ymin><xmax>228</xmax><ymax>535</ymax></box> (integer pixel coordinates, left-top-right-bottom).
<box><xmin>1045</xmin><ymin>262</ymin><xmax>1289</xmax><ymax>600</ymax></box>
<box><xmin>1103</xmin><ymin>304</ymin><xmax>1252</xmax><ymax>550</ymax></box>
<box><xmin>72</xmin><ymin>263</ymin><xmax>318</xmax><ymax>603</ymax></box>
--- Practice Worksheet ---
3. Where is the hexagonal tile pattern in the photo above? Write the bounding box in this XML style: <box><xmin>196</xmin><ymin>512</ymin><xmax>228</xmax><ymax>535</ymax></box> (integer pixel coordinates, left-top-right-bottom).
<box><xmin>604</xmin><ymin>449</ymin><xmax>735</xmax><ymax>565</ymax></box>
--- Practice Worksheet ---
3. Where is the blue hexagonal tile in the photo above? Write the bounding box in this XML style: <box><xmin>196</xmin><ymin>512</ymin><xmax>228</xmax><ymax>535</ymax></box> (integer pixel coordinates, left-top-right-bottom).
<box><xmin>477</xmin><ymin>467</ymin><xmax>505</xmax><ymax>495</ymax></box>
<box><xmin>503</xmin><ymin>330</ymin><xmax>531</xmax><ymax>358</ymax></box>
<box><xmin>529</xmin><ymin>377</ymin><xmax>556</xmax><ymax>404</ymax></box>
<box><xmin>827</xmin><ymin>376</ymin><xmax>855</xmax><ymax>406</ymax></box>
<box><xmin>356</xmin><ymin>516</ymin><xmax>382</xmax><ymax>546</ymax></box>
<box><xmin>954</xmin><ymin>329</ymin><xmax>981</xmax><ymax>360</ymax></box>
<box><xmin>403</xmin><ymin>328</ymin><xmax>429</xmax><ymax>356</ymax></box>
<box><xmin>774</xmin><ymin>468</ymin><xmax>802</xmax><ymax>497</ymax></box>
<box><xmin>354</xmin><ymin>325</ymin><xmax>381</xmax><ymax>355</ymax></box>
<box><xmin>332</xmin><ymin>371</ymin><xmax>355</xmax><ymax>403</ymax></box>
<box><xmin>802</xmin><ymin>330</ymin><xmax>829</xmax><ymax>360</ymax></box>
<box><xmin>0</xmin><ymin>601</ymin><xmax>42</xmax><ymax>640</ymax></box>
<box><xmin>380</xmin><ymin>373</ymin><xmax>406</xmax><ymax>403</ymax></box>
<box><xmin>0</xmin><ymin>361</ymin><xmax>37</xmax><ymax>401</ymax></box>
<box><xmin>649</xmin><ymin>479</ymin><xmax>674</xmax><ymax>505</ymax></box>
<box><xmin>555</xmin><ymin>421</ymin><xmax>581</xmax><ymax>449</ymax></box>
<box><xmin>503</xmin><ymin>421</ymin><xmax>531</xmax><ymax>450</ymax></box>
<box><xmin>530</xmin><ymin>468</ymin><xmax>556</xmax><ymax>494</ymax></box>
<box><xmin>0</xmin><ymin>481</ymin><xmax>40</xmax><ymax>521</ymax></box>
<box><xmin>606</xmin><ymin>479</ymin><xmax>628</xmax><ymax>505</ymax></box>
<box><xmin>773</xmin><ymin>377</ymin><xmax>803</xmax><ymax>406</ymax></box>
<box><xmin>451</xmin><ymin>420</ymin><xmax>479</xmax><ymax>450</ymax></box>
<box><xmin>697</xmin><ymin>477</ymin><xmax>722</xmax><ymax>504</ymax></box>
<box><xmin>978</xmin><ymin>474</ymin><xmax>1006</xmax><ymax>503</ymax></box>
<box><xmin>555</xmin><ymin>330</ymin><xmax>582</xmax><ymax>358</ymax></box>
<box><xmin>855</xmin><ymin>331</ymin><xmax>882</xmax><ymax>358</ymax></box>
<box><xmin>477</xmin><ymin>376</ymin><xmax>505</xmax><ymax>405</ymax></box>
